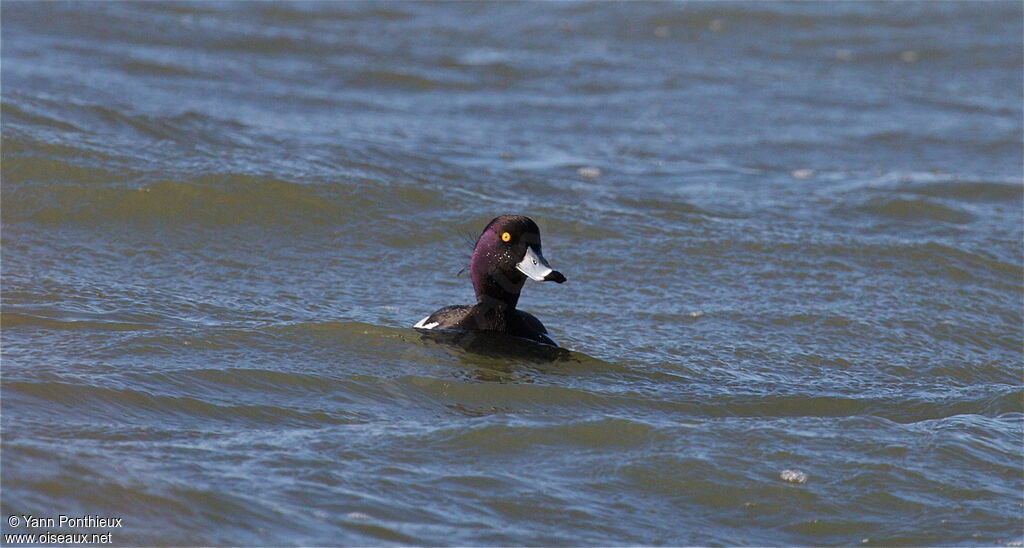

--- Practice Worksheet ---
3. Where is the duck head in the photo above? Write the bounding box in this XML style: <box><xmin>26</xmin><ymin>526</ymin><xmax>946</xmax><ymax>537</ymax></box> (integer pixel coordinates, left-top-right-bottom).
<box><xmin>470</xmin><ymin>215</ymin><xmax>566</xmax><ymax>309</ymax></box>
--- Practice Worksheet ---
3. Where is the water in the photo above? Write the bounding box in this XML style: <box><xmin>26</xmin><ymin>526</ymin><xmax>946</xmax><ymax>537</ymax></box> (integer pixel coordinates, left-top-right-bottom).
<box><xmin>2</xmin><ymin>2</ymin><xmax>1022</xmax><ymax>545</ymax></box>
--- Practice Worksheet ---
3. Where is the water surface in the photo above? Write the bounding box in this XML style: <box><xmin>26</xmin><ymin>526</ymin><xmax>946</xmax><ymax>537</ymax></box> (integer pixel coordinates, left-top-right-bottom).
<box><xmin>2</xmin><ymin>2</ymin><xmax>1022</xmax><ymax>545</ymax></box>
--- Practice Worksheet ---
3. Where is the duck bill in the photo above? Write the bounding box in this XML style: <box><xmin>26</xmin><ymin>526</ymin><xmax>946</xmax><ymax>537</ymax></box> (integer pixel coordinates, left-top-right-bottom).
<box><xmin>516</xmin><ymin>246</ymin><xmax>566</xmax><ymax>283</ymax></box>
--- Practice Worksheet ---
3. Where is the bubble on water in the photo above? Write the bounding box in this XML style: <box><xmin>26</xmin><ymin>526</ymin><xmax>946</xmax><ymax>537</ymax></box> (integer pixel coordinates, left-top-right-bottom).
<box><xmin>577</xmin><ymin>166</ymin><xmax>602</xmax><ymax>178</ymax></box>
<box><xmin>687</xmin><ymin>310</ymin><xmax>705</xmax><ymax>318</ymax></box>
<box><xmin>458</xmin><ymin>49</ymin><xmax>508</xmax><ymax>66</ymax></box>
<box><xmin>900</xmin><ymin>50</ymin><xmax>919</xmax><ymax>63</ymax></box>
<box><xmin>780</xmin><ymin>469</ymin><xmax>807</xmax><ymax>484</ymax></box>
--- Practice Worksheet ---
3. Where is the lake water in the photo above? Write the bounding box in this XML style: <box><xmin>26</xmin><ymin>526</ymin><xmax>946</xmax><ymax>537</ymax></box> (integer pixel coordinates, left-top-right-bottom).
<box><xmin>2</xmin><ymin>2</ymin><xmax>1022</xmax><ymax>545</ymax></box>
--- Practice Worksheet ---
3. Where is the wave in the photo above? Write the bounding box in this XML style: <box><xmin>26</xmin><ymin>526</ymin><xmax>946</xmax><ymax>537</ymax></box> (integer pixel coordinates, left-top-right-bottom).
<box><xmin>822</xmin><ymin>173</ymin><xmax>1020</xmax><ymax>230</ymax></box>
<box><xmin>1</xmin><ymin>169</ymin><xmax>452</xmax><ymax>227</ymax></box>
<box><xmin>120</xmin><ymin>59</ymin><xmax>197</xmax><ymax>78</ymax></box>
<box><xmin>9</xmin><ymin>322</ymin><xmax>1017</xmax><ymax>429</ymax></box>
<box><xmin>850</xmin><ymin>196</ymin><xmax>975</xmax><ymax>224</ymax></box>
<box><xmin>1</xmin><ymin>312</ymin><xmax>153</xmax><ymax>332</ymax></box>
<box><xmin>3</xmin><ymin>176</ymin><xmax>329</xmax><ymax>226</ymax></box>
<box><xmin>898</xmin><ymin>180</ymin><xmax>1023</xmax><ymax>202</ymax></box>
<box><xmin>2</xmin><ymin>94</ymin><xmax>254</xmax><ymax>159</ymax></box>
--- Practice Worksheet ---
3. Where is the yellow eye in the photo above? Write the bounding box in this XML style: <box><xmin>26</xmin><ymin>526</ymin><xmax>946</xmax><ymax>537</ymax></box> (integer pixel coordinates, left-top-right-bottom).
<box><xmin>501</xmin><ymin>231</ymin><xmax>512</xmax><ymax>242</ymax></box>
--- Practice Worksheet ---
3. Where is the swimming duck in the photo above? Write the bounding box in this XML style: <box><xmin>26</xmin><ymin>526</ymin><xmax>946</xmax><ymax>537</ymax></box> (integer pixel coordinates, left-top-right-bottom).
<box><xmin>414</xmin><ymin>215</ymin><xmax>566</xmax><ymax>346</ymax></box>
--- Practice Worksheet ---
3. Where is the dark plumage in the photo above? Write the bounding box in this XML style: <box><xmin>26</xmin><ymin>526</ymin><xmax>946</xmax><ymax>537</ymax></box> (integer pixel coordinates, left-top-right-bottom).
<box><xmin>414</xmin><ymin>215</ymin><xmax>566</xmax><ymax>346</ymax></box>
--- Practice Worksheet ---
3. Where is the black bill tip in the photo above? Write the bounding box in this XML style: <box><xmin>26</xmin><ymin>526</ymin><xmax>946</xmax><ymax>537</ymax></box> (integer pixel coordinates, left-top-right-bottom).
<box><xmin>544</xmin><ymin>270</ymin><xmax>566</xmax><ymax>283</ymax></box>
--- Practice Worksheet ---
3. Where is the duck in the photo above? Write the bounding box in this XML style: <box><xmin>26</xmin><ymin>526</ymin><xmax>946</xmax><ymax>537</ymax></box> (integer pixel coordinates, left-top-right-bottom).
<box><xmin>413</xmin><ymin>215</ymin><xmax>566</xmax><ymax>346</ymax></box>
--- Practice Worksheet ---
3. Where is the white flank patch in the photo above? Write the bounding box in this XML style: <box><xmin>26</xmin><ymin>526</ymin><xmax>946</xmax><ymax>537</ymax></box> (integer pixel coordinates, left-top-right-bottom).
<box><xmin>413</xmin><ymin>316</ymin><xmax>439</xmax><ymax>329</ymax></box>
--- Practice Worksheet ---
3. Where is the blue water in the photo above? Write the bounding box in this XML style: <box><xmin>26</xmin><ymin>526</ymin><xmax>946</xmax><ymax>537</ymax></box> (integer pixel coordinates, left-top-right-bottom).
<box><xmin>2</xmin><ymin>2</ymin><xmax>1022</xmax><ymax>545</ymax></box>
